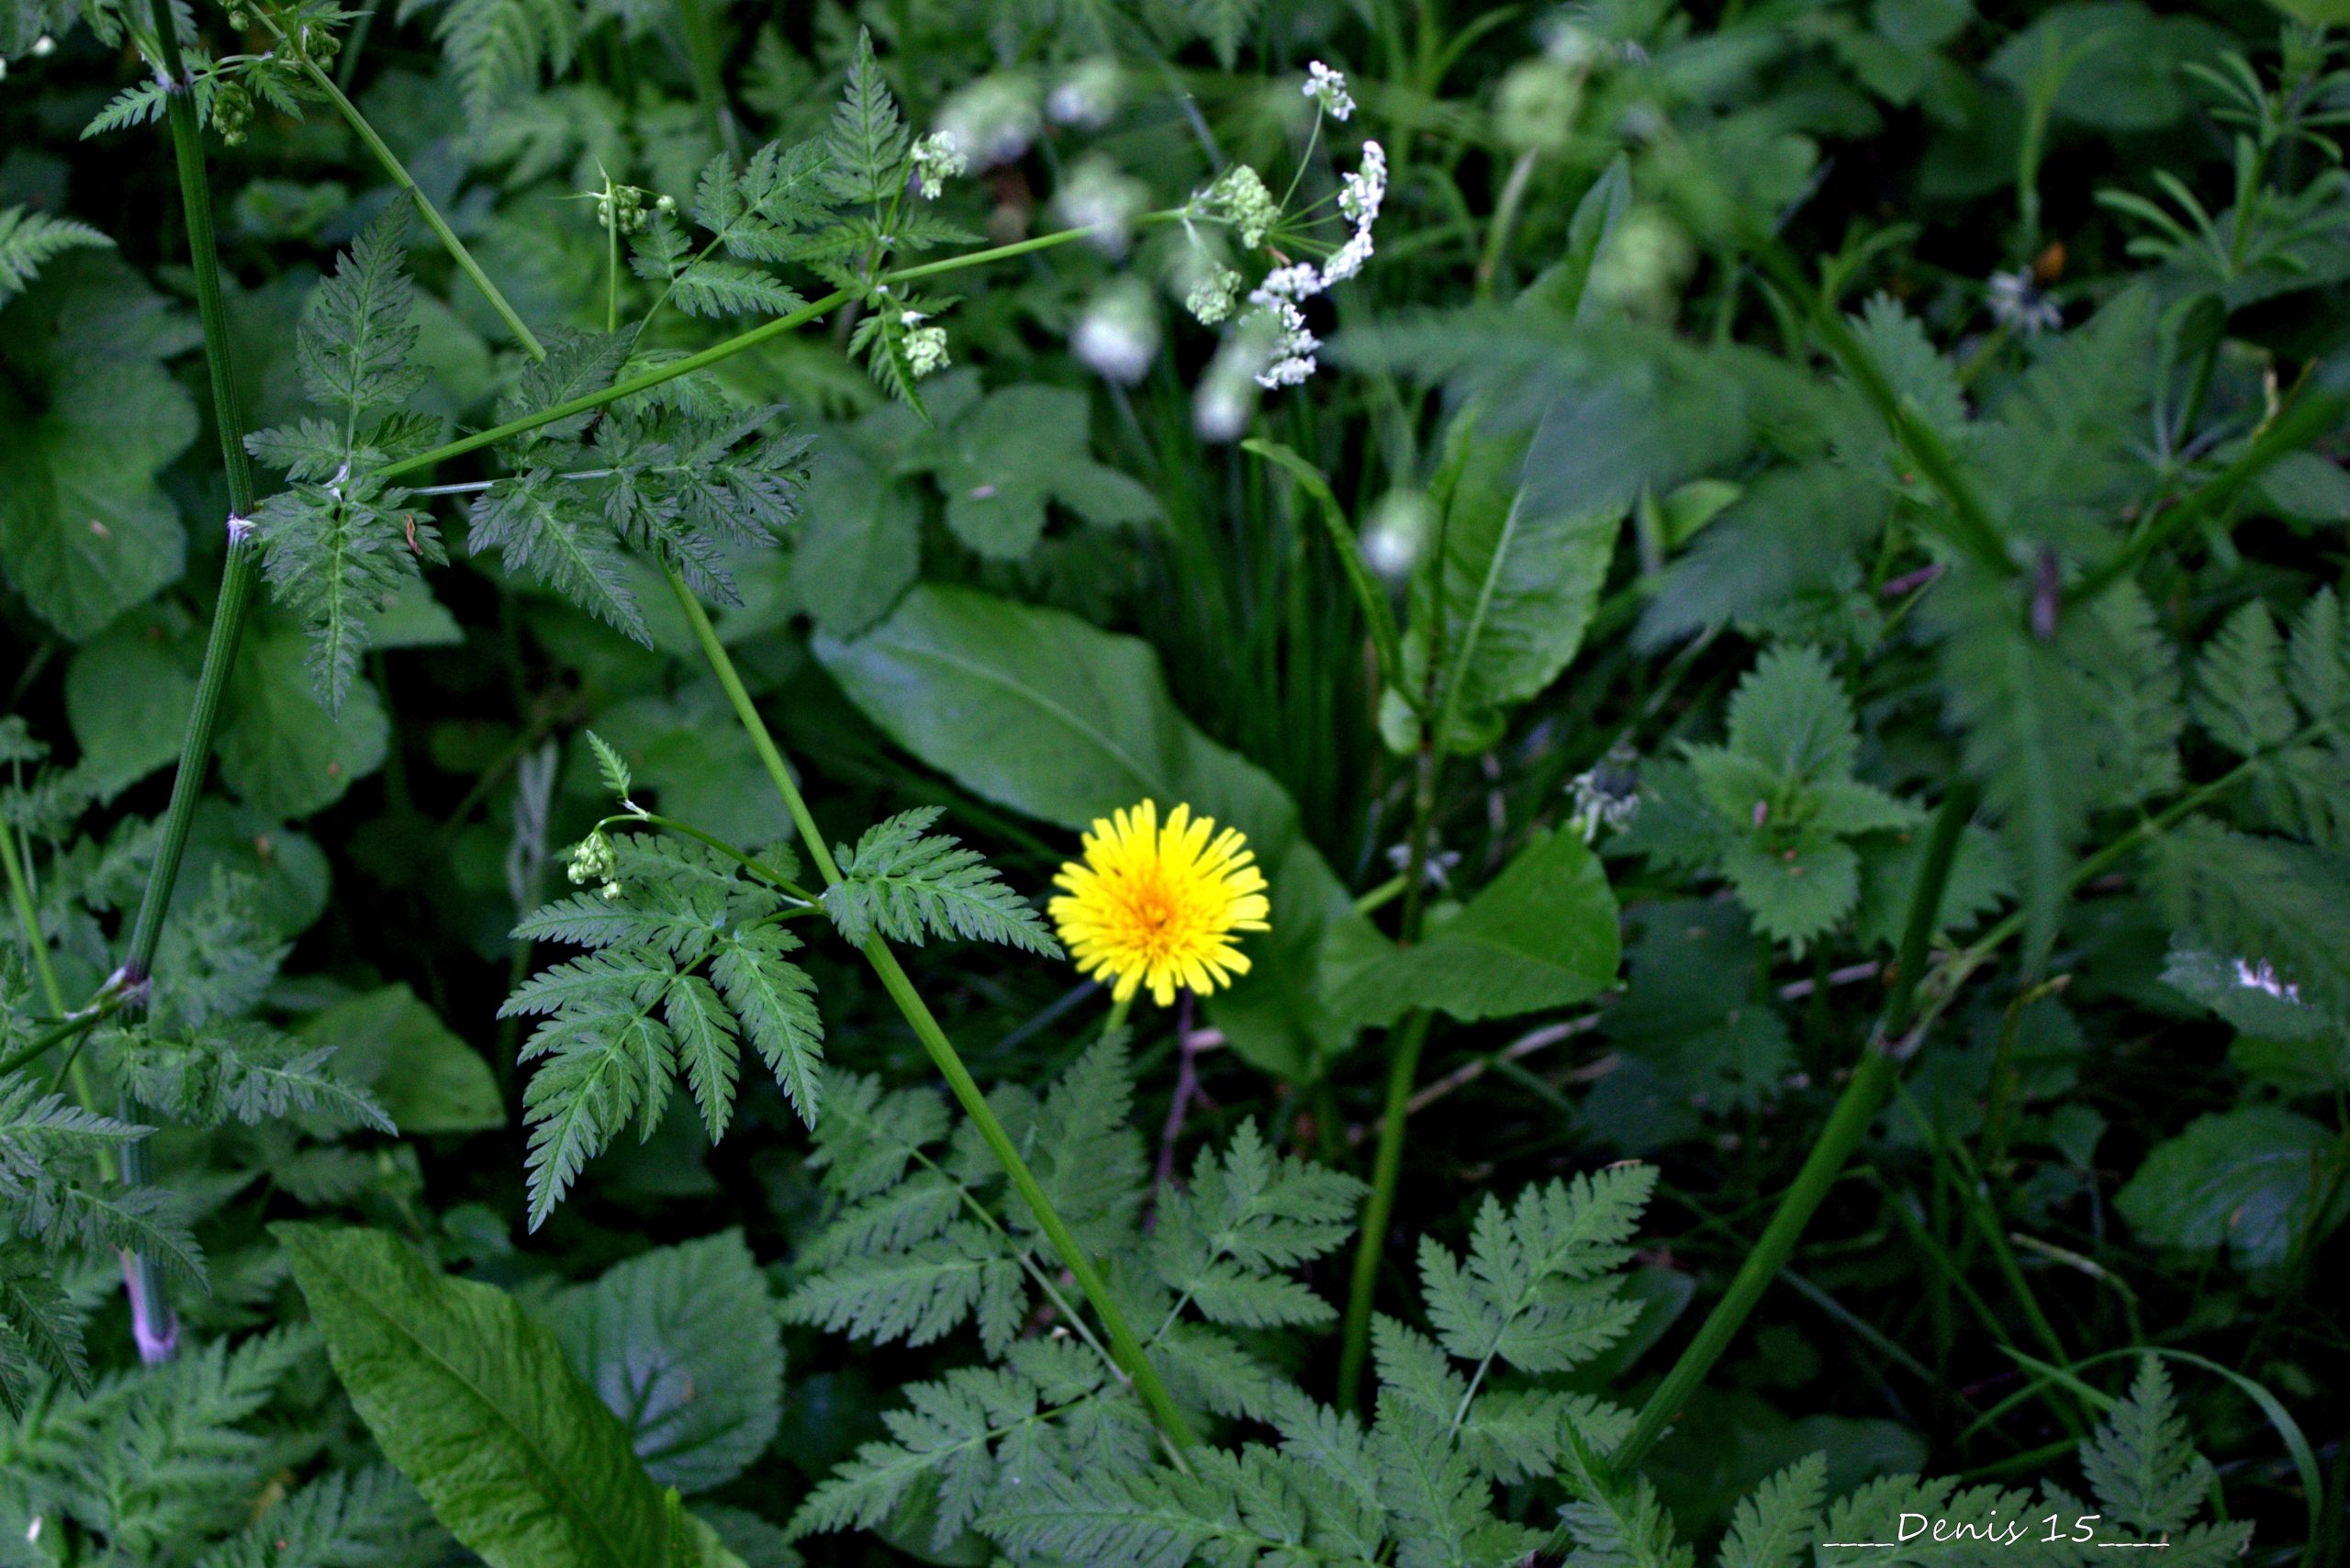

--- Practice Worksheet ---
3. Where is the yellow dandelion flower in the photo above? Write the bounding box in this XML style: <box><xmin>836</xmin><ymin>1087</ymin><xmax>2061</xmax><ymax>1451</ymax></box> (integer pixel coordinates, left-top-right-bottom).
<box><xmin>1049</xmin><ymin>800</ymin><xmax>1271</xmax><ymax>1007</ymax></box>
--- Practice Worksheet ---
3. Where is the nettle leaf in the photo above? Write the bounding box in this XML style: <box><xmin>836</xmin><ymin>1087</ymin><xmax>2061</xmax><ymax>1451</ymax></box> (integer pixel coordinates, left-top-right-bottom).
<box><xmin>1604</xmin><ymin>900</ymin><xmax>1794</xmax><ymax>1112</ymax></box>
<box><xmin>1325</xmin><ymin>827</ymin><xmax>1621</xmax><ymax>1028</ymax></box>
<box><xmin>2115</xmin><ymin>1102</ymin><xmax>2346</xmax><ymax>1271</ymax></box>
<box><xmin>279</xmin><ymin>1224</ymin><xmax>706</xmax><ymax>1568</ymax></box>
<box><xmin>821</xmin><ymin>806</ymin><xmax>1059</xmax><ymax>955</ymax></box>
<box><xmin>0</xmin><ymin>252</ymin><xmax>196</xmax><ymax>641</ymax></box>
<box><xmin>295</xmin><ymin>983</ymin><xmax>503</xmax><ymax>1135</ymax></box>
<box><xmin>931</xmin><ymin>385</ymin><xmax>1159</xmax><ymax>559</ymax></box>
<box><xmin>215</xmin><ymin>625</ymin><xmax>391</xmax><ymax>821</ymax></box>
<box><xmin>547</xmin><ymin>1231</ymin><xmax>784</xmax><ymax>1494</ymax></box>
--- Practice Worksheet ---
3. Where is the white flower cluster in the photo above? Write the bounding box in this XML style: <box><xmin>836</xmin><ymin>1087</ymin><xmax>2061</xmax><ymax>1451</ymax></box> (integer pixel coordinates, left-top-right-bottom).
<box><xmin>1303</xmin><ymin>60</ymin><xmax>1355</xmax><ymax>121</ymax></box>
<box><xmin>1236</xmin><ymin>140</ymin><xmax>1384</xmax><ymax>387</ymax></box>
<box><xmin>909</xmin><ymin>131</ymin><xmax>966</xmax><ymax>197</ymax></box>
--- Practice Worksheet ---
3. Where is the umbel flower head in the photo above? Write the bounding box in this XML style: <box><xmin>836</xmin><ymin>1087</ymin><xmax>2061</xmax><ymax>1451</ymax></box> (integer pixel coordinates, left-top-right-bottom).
<box><xmin>1050</xmin><ymin>801</ymin><xmax>1271</xmax><ymax>1007</ymax></box>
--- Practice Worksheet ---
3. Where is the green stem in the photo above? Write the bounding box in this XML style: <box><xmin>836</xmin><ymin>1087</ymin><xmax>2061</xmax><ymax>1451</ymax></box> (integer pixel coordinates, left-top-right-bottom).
<box><xmin>1607</xmin><ymin>779</ymin><xmax>1979</xmax><ymax>1477</ymax></box>
<box><xmin>2067</xmin><ymin>386</ymin><xmax>2346</xmax><ymax>608</ymax></box>
<box><xmin>1746</xmin><ymin>236</ymin><xmax>2014</xmax><ymax>580</ymax></box>
<box><xmin>296</xmin><ymin>59</ymin><xmax>547</xmax><ymax>362</ymax></box>
<box><xmin>0</xmin><ymin>826</ymin><xmax>118</xmax><ymax>1179</ymax></box>
<box><xmin>0</xmin><ymin>1000</ymin><xmax>126</xmax><ymax>1083</ymax></box>
<box><xmin>380</xmin><ymin>223</ymin><xmax>1136</xmax><ymax>484</ymax></box>
<box><xmin>663</xmin><ymin>570</ymin><xmax>1198</xmax><ymax>1449</ymax></box>
<box><xmin>1336</xmin><ymin>1006</ymin><xmax>1431</xmax><ymax>1413</ymax></box>
<box><xmin>110</xmin><ymin>0</ymin><xmax>279</xmax><ymax>1363</ymax></box>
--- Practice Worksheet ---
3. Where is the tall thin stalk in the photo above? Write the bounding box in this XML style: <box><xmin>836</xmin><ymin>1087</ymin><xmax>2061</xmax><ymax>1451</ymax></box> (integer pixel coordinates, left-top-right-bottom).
<box><xmin>664</xmin><ymin>573</ymin><xmax>1200</xmax><ymax>1451</ymax></box>
<box><xmin>1605</xmin><ymin>779</ymin><xmax>1980</xmax><ymax>1478</ymax></box>
<box><xmin>70</xmin><ymin>0</ymin><xmax>281</xmax><ymax>1364</ymax></box>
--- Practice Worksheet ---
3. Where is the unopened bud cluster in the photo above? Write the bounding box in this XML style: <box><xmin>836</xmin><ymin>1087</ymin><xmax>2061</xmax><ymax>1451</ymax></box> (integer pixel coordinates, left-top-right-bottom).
<box><xmin>567</xmin><ymin>830</ymin><xmax>621</xmax><ymax>900</ymax></box>
<box><xmin>593</xmin><ymin>185</ymin><xmax>675</xmax><ymax>235</ymax></box>
<box><xmin>211</xmin><ymin>80</ymin><xmax>253</xmax><ymax>143</ymax></box>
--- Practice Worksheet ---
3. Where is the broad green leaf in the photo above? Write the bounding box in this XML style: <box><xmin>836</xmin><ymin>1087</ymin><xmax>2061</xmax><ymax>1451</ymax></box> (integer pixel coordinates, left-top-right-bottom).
<box><xmin>814</xmin><ymin>584</ymin><xmax>1371</xmax><ymax>1078</ymax></box>
<box><xmin>65</xmin><ymin>601</ymin><xmax>200</xmax><ymax>798</ymax></box>
<box><xmin>2115</xmin><ymin>1103</ymin><xmax>2348</xmax><ymax>1271</ymax></box>
<box><xmin>546</xmin><ymin>1231</ymin><xmax>784</xmax><ymax>1493</ymax></box>
<box><xmin>1324</xmin><ymin>828</ymin><xmax>1620</xmax><ymax>1028</ymax></box>
<box><xmin>0</xmin><ymin>253</ymin><xmax>196</xmax><ymax>640</ymax></box>
<box><xmin>1400</xmin><ymin>409</ymin><xmax>1621</xmax><ymax>753</ymax></box>
<box><xmin>789</xmin><ymin>449</ymin><xmax>919</xmax><ymax>635</ymax></box>
<box><xmin>295</xmin><ymin>983</ymin><xmax>503</xmax><ymax>1134</ymax></box>
<box><xmin>929</xmin><ymin>386</ymin><xmax>1151</xmax><ymax>558</ymax></box>
<box><xmin>279</xmin><ymin>1223</ymin><xmax>699</xmax><ymax>1568</ymax></box>
<box><xmin>216</xmin><ymin>625</ymin><xmax>390</xmax><ymax>821</ymax></box>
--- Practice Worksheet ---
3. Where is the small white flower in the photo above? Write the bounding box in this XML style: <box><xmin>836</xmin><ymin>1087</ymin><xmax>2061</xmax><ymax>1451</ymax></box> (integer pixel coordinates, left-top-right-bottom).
<box><xmin>1057</xmin><ymin>157</ymin><xmax>1147</xmax><ymax>255</ymax></box>
<box><xmin>909</xmin><ymin>131</ymin><xmax>967</xmax><ymax>196</ymax></box>
<box><xmin>1319</xmin><ymin>224</ymin><xmax>1375</xmax><ymax>286</ymax></box>
<box><xmin>1987</xmin><ymin>268</ymin><xmax>2062</xmax><ymax>336</ymax></box>
<box><xmin>2234</xmin><ymin>957</ymin><xmax>2302</xmax><ymax>1002</ymax></box>
<box><xmin>1339</xmin><ymin>140</ymin><xmax>1386</xmax><ymax>229</ymax></box>
<box><xmin>30</xmin><ymin>32</ymin><xmax>57</xmax><ymax>56</ymax></box>
<box><xmin>1303</xmin><ymin>60</ymin><xmax>1355</xmax><ymax>121</ymax></box>
<box><xmin>1249</xmin><ymin>263</ymin><xmax>1320</xmax><ymax>303</ymax></box>
<box><xmin>1047</xmin><ymin>59</ymin><xmax>1121</xmax><ymax>128</ymax></box>
<box><xmin>1245</xmin><ymin>298</ymin><xmax>1320</xmax><ymax>389</ymax></box>
<box><xmin>1073</xmin><ymin>281</ymin><xmax>1160</xmax><ymax>385</ymax></box>
<box><xmin>1360</xmin><ymin>490</ymin><xmax>1430</xmax><ymax>579</ymax></box>
<box><xmin>937</xmin><ymin>76</ymin><xmax>1040</xmax><ymax>169</ymax></box>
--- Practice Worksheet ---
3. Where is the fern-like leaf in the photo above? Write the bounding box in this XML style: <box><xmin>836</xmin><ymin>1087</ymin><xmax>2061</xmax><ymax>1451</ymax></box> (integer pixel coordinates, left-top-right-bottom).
<box><xmin>0</xmin><ymin>205</ymin><xmax>108</xmax><ymax>308</ymax></box>
<box><xmin>822</xmin><ymin>29</ymin><xmax>908</xmax><ymax>205</ymax></box>
<box><xmin>822</xmin><ymin>807</ymin><xmax>1059</xmax><ymax>955</ymax></box>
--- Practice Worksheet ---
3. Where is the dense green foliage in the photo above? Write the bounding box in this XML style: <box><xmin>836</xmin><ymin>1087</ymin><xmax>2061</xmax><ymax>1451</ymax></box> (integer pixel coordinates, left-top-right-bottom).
<box><xmin>3</xmin><ymin>0</ymin><xmax>2347</xmax><ymax>1562</ymax></box>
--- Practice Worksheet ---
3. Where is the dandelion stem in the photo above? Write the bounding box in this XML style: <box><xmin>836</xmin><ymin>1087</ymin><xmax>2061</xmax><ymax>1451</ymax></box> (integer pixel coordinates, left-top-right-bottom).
<box><xmin>662</xmin><ymin>568</ymin><xmax>1201</xmax><ymax>1450</ymax></box>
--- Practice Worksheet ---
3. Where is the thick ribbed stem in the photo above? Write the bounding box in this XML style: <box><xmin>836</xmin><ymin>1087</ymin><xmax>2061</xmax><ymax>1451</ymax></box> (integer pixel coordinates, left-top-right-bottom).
<box><xmin>104</xmin><ymin>0</ymin><xmax>274</xmax><ymax>1364</ymax></box>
